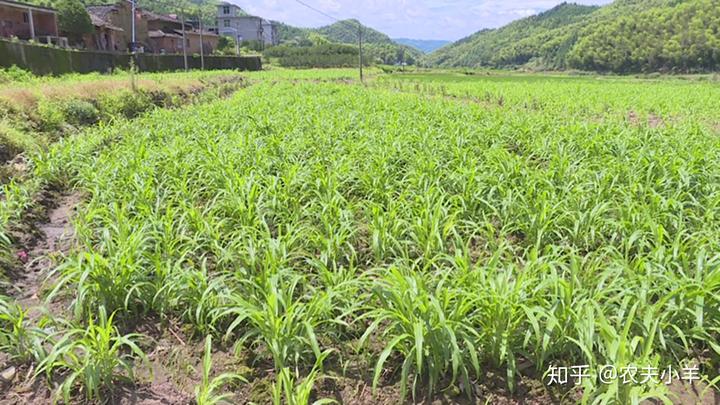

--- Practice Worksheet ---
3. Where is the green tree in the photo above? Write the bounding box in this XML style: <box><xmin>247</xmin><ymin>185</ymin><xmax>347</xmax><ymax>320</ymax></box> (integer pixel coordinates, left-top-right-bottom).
<box><xmin>57</xmin><ymin>0</ymin><xmax>93</xmax><ymax>45</ymax></box>
<box><xmin>308</xmin><ymin>32</ymin><xmax>329</xmax><ymax>46</ymax></box>
<box><xmin>216</xmin><ymin>35</ymin><xmax>237</xmax><ymax>55</ymax></box>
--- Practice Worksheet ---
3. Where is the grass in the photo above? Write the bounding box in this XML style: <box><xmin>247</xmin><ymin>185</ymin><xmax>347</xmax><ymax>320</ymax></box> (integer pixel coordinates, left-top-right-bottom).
<box><xmin>0</xmin><ymin>68</ymin><xmax>718</xmax><ymax>403</ymax></box>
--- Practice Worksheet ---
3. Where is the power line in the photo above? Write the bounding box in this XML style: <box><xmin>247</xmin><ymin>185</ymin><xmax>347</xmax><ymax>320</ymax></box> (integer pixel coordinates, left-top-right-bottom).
<box><xmin>292</xmin><ymin>0</ymin><xmax>342</xmax><ymax>24</ymax></box>
<box><xmin>290</xmin><ymin>0</ymin><xmax>364</xmax><ymax>82</ymax></box>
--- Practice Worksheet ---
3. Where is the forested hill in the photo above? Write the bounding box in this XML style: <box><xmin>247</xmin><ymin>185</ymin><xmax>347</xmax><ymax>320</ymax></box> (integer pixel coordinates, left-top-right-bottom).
<box><xmin>425</xmin><ymin>0</ymin><xmax>720</xmax><ymax>73</ymax></box>
<box><xmin>424</xmin><ymin>3</ymin><xmax>598</xmax><ymax>69</ymax></box>
<box><xmin>276</xmin><ymin>20</ymin><xmax>423</xmax><ymax>65</ymax></box>
<box><xmin>277</xmin><ymin>19</ymin><xmax>396</xmax><ymax>46</ymax></box>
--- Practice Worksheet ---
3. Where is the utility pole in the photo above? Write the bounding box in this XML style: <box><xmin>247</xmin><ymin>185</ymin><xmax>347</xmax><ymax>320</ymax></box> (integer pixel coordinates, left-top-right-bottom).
<box><xmin>130</xmin><ymin>0</ymin><xmax>136</xmax><ymax>52</ymax></box>
<box><xmin>181</xmin><ymin>11</ymin><xmax>188</xmax><ymax>71</ymax></box>
<box><xmin>358</xmin><ymin>22</ymin><xmax>363</xmax><ymax>83</ymax></box>
<box><xmin>129</xmin><ymin>0</ymin><xmax>138</xmax><ymax>87</ymax></box>
<box><xmin>199</xmin><ymin>10</ymin><xmax>205</xmax><ymax>70</ymax></box>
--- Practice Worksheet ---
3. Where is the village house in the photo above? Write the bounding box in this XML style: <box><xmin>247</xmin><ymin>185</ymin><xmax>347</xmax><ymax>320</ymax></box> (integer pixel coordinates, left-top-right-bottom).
<box><xmin>85</xmin><ymin>3</ymin><xmax>216</xmax><ymax>54</ymax></box>
<box><xmin>87</xmin><ymin>2</ymin><xmax>147</xmax><ymax>52</ymax></box>
<box><xmin>183</xmin><ymin>28</ymin><xmax>218</xmax><ymax>54</ymax></box>
<box><xmin>0</xmin><ymin>0</ymin><xmax>64</xmax><ymax>45</ymax></box>
<box><xmin>84</xmin><ymin>13</ymin><xmax>123</xmax><ymax>51</ymax></box>
<box><xmin>143</xmin><ymin>9</ymin><xmax>218</xmax><ymax>55</ymax></box>
<box><xmin>216</xmin><ymin>2</ymin><xmax>277</xmax><ymax>48</ymax></box>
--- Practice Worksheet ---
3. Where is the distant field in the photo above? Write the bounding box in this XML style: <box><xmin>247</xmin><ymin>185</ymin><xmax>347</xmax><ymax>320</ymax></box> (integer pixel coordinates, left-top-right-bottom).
<box><xmin>1</xmin><ymin>68</ymin><xmax>719</xmax><ymax>404</ymax></box>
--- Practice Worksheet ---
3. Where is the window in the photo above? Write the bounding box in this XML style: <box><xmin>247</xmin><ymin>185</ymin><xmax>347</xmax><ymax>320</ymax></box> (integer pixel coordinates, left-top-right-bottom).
<box><xmin>22</xmin><ymin>13</ymin><xmax>28</xmax><ymax>23</ymax></box>
<box><xmin>223</xmin><ymin>6</ymin><xmax>230</xmax><ymax>14</ymax></box>
<box><xmin>224</xmin><ymin>19</ymin><xmax>230</xmax><ymax>27</ymax></box>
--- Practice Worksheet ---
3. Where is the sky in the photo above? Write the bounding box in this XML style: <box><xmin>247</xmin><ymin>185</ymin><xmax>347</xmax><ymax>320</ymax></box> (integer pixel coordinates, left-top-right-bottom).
<box><xmin>230</xmin><ymin>0</ymin><xmax>613</xmax><ymax>41</ymax></box>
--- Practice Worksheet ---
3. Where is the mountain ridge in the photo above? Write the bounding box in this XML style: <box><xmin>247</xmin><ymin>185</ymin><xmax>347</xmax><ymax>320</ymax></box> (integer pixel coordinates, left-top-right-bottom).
<box><xmin>275</xmin><ymin>19</ymin><xmax>423</xmax><ymax>65</ymax></box>
<box><xmin>393</xmin><ymin>38</ymin><xmax>451</xmax><ymax>54</ymax></box>
<box><xmin>424</xmin><ymin>0</ymin><xmax>720</xmax><ymax>73</ymax></box>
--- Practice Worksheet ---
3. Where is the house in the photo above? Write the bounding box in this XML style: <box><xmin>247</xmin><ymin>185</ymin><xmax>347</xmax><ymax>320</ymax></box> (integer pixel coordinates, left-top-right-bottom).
<box><xmin>87</xmin><ymin>2</ymin><xmax>148</xmax><ymax>52</ymax></box>
<box><xmin>0</xmin><ymin>0</ymin><xmax>63</xmax><ymax>44</ymax></box>
<box><xmin>83</xmin><ymin>13</ymin><xmax>123</xmax><ymax>51</ymax></box>
<box><xmin>148</xmin><ymin>29</ymin><xmax>184</xmax><ymax>54</ymax></box>
<box><xmin>143</xmin><ymin>9</ymin><xmax>184</xmax><ymax>53</ymax></box>
<box><xmin>216</xmin><ymin>2</ymin><xmax>277</xmax><ymax>47</ymax></box>
<box><xmin>144</xmin><ymin>9</ymin><xmax>218</xmax><ymax>54</ymax></box>
<box><xmin>85</xmin><ymin>3</ymin><xmax>217</xmax><ymax>55</ymax></box>
<box><xmin>182</xmin><ymin>29</ymin><xmax>218</xmax><ymax>54</ymax></box>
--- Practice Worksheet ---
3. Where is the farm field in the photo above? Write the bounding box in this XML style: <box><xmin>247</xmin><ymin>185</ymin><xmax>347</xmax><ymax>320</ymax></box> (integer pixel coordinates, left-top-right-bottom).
<box><xmin>1</xmin><ymin>68</ymin><xmax>719</xmax><ymax>404</ymax></box>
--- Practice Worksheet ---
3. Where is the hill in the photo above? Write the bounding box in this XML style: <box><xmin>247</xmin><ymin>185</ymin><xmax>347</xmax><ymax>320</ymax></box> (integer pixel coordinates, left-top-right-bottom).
<box><xmin>276</xmin><ymin>19</ymin><xmax>423</xmax><ymax>65</ymax></box>
<box><xmin>424</xmin><ymin>2</ymin><xmax>598</xmax><ymax>69</ymax></box>
<box><xmin>425</xmin><ymin>0</ymin><xmax>720</xmax><ymax>73</ymax></box>
<box><xmin>393</xmin><ymin>38</ymin><xmax>450</xmax><ymax>53</ymax></box>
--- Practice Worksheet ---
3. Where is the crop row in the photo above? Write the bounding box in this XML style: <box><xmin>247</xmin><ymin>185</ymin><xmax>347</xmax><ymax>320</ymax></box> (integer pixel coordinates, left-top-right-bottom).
<box><xmin>2</xmin><ymin>75</ymin><xmax>719</xmax><ymax>403</ymax></box>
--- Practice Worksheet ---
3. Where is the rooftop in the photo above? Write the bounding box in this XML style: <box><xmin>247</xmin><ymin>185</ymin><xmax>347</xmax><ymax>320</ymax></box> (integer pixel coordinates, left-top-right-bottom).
<box><xmin>149</xmin><ymin>29</ymin><xmax>182</xmax><ymax>39</ymax></box>
<box><xmin>176</xmin><ymin>29</ymin><xmax>218</xmax><ymax>37</ymax></box>
<box><xmin>89</xmin><ymin>13</ymin><xmax>124</xmax><ymax>31</ymax></box>
<box><xmin>142</xmin><ymin>9</ymin><xmax>182</xmax><ymax>24</ymax></box>
<box><xmin>0</xmin><ymin>0</ymin><xmax>57</xmax><ymax>13</ymax></box>
<box><xmin>86</xmin><ymin>4</ymin><xmax>119</xmax><ymax>20</ymax></box>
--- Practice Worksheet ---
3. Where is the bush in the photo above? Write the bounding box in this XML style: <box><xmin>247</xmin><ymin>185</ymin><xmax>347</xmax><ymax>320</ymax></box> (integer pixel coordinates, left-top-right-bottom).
<box><xmin>36</xmin><ymin>99</ymin><xmax>65</xmax><ymax>132</ymax></box>
<box><xmin>0</xmin><ymin>66</ymin><xmax>34</xmax><ymax>84</ymax></box>
<box><xmin>97</xmin><ymin>90</ymin><xmax>154</xmax><ymax>121</ymax></box>
<box><xmin>61</xmin><ymin>99</ymin><xmax>99</xmax><ymax>126</ymax></box>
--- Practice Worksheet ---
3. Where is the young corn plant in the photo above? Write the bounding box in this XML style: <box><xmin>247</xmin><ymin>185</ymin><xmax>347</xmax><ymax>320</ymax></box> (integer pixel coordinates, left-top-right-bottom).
<box><xmin>359</xmin><ymin>266</ymin><xmax>480</xmax><ymax>400</ymax></box>
<box><xmin>36</xmin><ymin>307</ymin><xmax>147</xmax><ymax>403</ymax></box>
<box><xmin>272</xmin><ymin>350</ymin><xmax>335</xmax><ymax>405</ymax></box>
<box><xmin>154</xmin><ymin>262</ymin><xmax>228</xmax><ymax>337</ymax></box>
<box><xmin>214</xmin><ymin>270</ymin><xmax>331</xmax><ymax>371</ymax></box>
<box><xmin>195</xmin><ymin>335</ymin><xmax>247</xmax><ymax>405</ymax></box>
<box><xmin>0</xmin><ymin>296</ymin><xmax>45</xmax><ymax>364</ymax></box>
<box><xmin>571</xmin><ymin>301</ymin><xmax>672</xmax><ymax>404</ymax></box>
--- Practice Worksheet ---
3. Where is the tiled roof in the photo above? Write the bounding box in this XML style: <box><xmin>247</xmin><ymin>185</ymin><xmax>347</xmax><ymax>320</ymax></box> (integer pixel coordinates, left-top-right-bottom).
<box><xmin>175</xmin><ymin>29</ymin><xmax>218</xmax><ymax>37</ymax></box>
<box><xmin>149</xmin><ymin>29</ymin><xmax>182</xmax><ymax>39</ymax></box>
<box><xmin>86</xmin><ymin>4</ymin><xmax>117</xmax><ymax>20</ymax></box>
<box><xmin>142</xmin><ymin>9</ymin><xmax>180</xmax><ymax>23</ymax></box>
<box><xmin>89</xmin><ymin>13</ymin><xmax>123</xmax><ymax>31</ymax></box>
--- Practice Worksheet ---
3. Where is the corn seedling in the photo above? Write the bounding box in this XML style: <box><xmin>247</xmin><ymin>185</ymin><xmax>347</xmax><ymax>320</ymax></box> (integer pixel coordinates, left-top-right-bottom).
<box><xmin>36</xmin><ymin>307</ymin><xmax>147</xmax><ymax>403</ymax></box>
<box><xmin>195</xmin><ymin>335</ymin><xmax>247</xmax><ymax>405</ymax></box>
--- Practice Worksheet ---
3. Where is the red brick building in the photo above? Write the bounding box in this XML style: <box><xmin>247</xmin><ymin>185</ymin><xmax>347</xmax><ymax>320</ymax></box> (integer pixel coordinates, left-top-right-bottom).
<box><xmin>0</xmin><ymin>0</ymin><xmax>58</xmax><ymax>41</ymax></box>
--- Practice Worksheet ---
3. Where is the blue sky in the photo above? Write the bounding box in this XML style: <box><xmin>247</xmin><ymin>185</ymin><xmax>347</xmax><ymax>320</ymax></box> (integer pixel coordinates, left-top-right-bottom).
<box><xmin>229</xmin><ymin>0</ymin><xmax>612</xmax><ymax>41</ymax></box>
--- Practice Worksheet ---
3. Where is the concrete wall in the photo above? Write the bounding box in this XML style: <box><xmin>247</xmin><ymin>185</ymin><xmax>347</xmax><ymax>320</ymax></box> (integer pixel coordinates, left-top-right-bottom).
<box><xmin>0</xmin><ymin>39</ymin><xmax>261</xmax><ymax>75</ymax></box>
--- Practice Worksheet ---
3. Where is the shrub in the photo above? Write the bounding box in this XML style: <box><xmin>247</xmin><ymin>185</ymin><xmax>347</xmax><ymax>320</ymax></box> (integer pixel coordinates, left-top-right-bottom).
<box><xmin>61</xmin><ymin>99</ymin><xmax>99</xmax><ymax>126</ymax></box>
<box><xmin>36</xmin><ymin>99</ymin><xmax>65</xmax><ymax>132</ymax></box>
<box><xmin>0</xmin><ymin>66</ymin><xmax>35</xmax><ymax>84</ymax></box>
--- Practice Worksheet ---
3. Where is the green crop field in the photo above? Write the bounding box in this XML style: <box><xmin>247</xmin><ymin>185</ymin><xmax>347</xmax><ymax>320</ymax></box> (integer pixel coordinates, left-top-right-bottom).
<box><xmin>1</xmin><ymin>68</ymin><xmax>719</xmax><ymax>404</ymax></box>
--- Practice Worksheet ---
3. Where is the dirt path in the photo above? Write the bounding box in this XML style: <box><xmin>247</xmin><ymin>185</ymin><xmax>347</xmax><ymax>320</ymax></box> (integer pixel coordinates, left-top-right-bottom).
<box><xmin>0</xmin><ymin>191</ymin><xmax>82</xmax><ymax>404</ymax></box>
<box><xmin>14</xmin><ymin>192</ymin><xmax>82</xmax><ymax>311</ymax></box>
